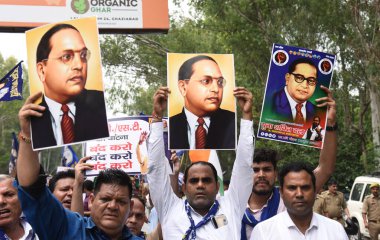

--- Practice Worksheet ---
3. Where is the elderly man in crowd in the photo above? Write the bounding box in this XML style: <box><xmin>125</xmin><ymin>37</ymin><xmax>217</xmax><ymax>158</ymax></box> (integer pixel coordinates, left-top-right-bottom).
<box><xmin>0</xmin><ymin>175</ymin><xmax>38</xmax><ymax>239</ymax></box>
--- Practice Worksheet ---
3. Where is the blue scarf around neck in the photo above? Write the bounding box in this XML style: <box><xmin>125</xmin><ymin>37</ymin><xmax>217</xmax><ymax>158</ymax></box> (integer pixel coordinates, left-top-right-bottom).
<box><xmin>241</xmin><ymin>187</ymin><xmax>281</xmax><ymax>240</ymax></box>
<box><xmin>183</xmin><ymin>199</ymin><xmax>220</xmax><ymax>240</ymax></box>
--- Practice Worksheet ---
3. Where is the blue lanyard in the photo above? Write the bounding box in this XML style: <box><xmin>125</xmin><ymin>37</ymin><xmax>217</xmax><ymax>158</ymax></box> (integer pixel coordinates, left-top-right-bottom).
<box><xmin>183</xmin><ymin>200</ymin><xmax>219</xmax><ymax>240</ymax></box>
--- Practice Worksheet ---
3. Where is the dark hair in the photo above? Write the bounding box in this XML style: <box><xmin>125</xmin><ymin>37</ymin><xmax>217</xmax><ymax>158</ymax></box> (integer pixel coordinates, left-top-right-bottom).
<box><xmin>184</xmin><ymin>161</ymin><xmax>218</xmax><ymax>184</ymax></box>
<box><xmin>253</xmin><ymin>148</ymin><xmax>280</xmax><ymax>170</ymax></box>
<box><xmin>83</xmin><ymin>179</ymin><xmax>94</xmax><ymax>192</ymax></box>
<box><xmin>48</xmin><ymin>170</ymin><xmax>75</xmax><ymax>192</ymax></box>
<box><xmin>327</xmin><ymin>178</ymin><xmax>338</xmax><ymax>186</ymax></box>
<box><xmin>178</xmin><ymin>55</ymin><xmax>218</xmax><ymax>81</ymax></box>
<box><xmin>278</xmin><ymin>161</ymin><xmax>316</xmax><ymax>190</ymax></box>
<box><xmin>94</xmin><ymin>169</ymin><xmax>133</xmax><ymax>199</ymax></box>
<box><xmin>132</xmin><ymin>195</ymin><xmax>146</xmax><ymax>208</ymax></box>
<box><xmin>313</xmin><ymin>115</ymin><xmax>321</xmax><ymax>121</ymax></box>
<box><xmin>36</xmin><ymin>23</ymin><xmax>79</xmax><ymax>63</ymax></box>
<box><xmin>288</xmin><ymin>58</ymin><xmax>317</xmax><ymax>77</ymax></box>
<box><xmin>223</xmin><ymin>179</ymin><xmax>230</xmax><ymax>186</ymax></box>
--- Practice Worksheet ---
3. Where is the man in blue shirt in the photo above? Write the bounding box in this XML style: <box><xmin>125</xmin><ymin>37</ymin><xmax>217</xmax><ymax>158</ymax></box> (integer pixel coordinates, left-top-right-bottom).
<box><xmin>16</xmin><ymin>91</ymin><xmax>141</xmax><ymax>240</ymax></box>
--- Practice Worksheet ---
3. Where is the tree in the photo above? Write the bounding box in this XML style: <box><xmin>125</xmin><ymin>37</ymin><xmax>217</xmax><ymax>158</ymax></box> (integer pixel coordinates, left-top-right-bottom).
<box><xmin>0</xmin><ymin>54</ymin><xmax>28</xmax><ymax>173</ymax></box>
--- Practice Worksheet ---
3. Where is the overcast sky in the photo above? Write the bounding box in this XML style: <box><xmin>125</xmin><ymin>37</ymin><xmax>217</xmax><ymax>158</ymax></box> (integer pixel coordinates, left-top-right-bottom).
<box><xmin>0</xmin><ymin>1</ymin><xmax>191</xmax><ymax>65</ymax></box>
<box><xmin>0</xmin><ymin>32</ymin><xmax>26</xmax><ymax>63</ymax></box>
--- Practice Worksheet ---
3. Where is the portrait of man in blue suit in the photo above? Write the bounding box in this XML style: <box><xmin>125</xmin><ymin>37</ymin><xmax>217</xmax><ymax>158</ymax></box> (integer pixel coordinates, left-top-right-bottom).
<box><xmin>272</xmin><ymin>58</ymin><xmax>320</xmax><ymax>124</ymax></box>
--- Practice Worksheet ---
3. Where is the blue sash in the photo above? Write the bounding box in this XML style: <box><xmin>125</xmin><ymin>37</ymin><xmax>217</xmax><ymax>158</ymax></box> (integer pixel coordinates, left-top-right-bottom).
<box><xmin>183</xmin><ymin>200</ymin><xmax>219</xmax><ymax>240</ymax></box>
<box><xmin>241</xmin><ymin>188</ymin><xmax>281</xmax><ymax>240</ymax></box>
<box><xmin>0</xmin><ymin>229</ymin><xmax>6</xmax><ymax>240</ymax></box>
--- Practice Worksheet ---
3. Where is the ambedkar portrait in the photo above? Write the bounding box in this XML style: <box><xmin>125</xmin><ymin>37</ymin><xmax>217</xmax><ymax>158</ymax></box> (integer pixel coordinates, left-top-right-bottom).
<box><xmin>168</xmin><ymin>53</ymin><xmax>236</xmax><ymax>150</ymax></box>
<box><xmin>26</xmin><ymin>17</ymin><xmax>109</xmax><ymax>150</ymax></box>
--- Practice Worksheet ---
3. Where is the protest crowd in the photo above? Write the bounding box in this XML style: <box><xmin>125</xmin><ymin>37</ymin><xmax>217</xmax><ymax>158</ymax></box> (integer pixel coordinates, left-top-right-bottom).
<box><xmin>0</xmin><ymin>12</ymin><xmax>373</xmax><ymax>240</ymax></box>
<box><xmin>1</xmin><ymin>78</ymin><xmax>367</xmax><ymax>240</ymax></box>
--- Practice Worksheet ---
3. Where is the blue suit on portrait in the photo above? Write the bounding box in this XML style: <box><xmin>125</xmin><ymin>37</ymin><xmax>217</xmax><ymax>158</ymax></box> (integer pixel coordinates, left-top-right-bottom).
<box><xmin>272</xmin><ymin>88</ymin><xmax>317</xmax><ymax>123</ymax></box>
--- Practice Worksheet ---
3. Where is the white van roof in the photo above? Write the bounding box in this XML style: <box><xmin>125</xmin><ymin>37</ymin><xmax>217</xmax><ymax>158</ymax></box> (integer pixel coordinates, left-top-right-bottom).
<box><xmin>353</xmin><ymin>175</ymin><xmax>380</xmax><ymax>184</ymax></box>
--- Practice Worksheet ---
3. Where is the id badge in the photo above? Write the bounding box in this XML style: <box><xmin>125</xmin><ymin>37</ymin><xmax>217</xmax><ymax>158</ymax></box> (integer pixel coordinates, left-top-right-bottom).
<box><xmin>211</xmin><ymin>214</ymin><xmax>228</xmax><ymax>229</ymax></box>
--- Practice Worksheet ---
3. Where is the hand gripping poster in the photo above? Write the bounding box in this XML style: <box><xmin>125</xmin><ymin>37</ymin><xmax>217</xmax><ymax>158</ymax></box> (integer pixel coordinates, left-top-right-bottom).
<box><xmin>26</xmin><ymin>17</ymin><xmax>109</xmax><ymax>150</ymax></box>
<box><xmin>257</xmin><ymin>43</ymin><xmax>335</xmax><ymax>149</ymax></box>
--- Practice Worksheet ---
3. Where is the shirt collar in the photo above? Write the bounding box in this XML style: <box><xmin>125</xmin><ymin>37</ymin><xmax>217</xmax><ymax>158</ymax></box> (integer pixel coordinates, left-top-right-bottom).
<box><xmin>309</xmin><ymin>124</ymin><xmax>321</xmax><ymax>131</ymax></box>
<box><xmin>184</xmin><ymin>107</ymin><xmax>210</xmax><ymax>129</ymax></box>
<box><xmin>283</xmin><ymin>211</ymin><xmax>318</xmax><ymax>231</ymax></box>
<box><xmin>20</xmin><ymin>218</ymin><xmax>35</xmax><ymax>239</ymax></box>
<box><xmin>371</xmin><ymin>194</ymin><xmax>380</xmax><ymax>199</ymax></box>
<box><xmin>186</xmin><ymin>201</ymin><xmax>218</xmax><ymax>217</ymax></box>
<box><xmin>326</xmin><ymin>191</ymin><xmax>337</xmax><ymax>196</ymax></box>
<box><xmin>84</xmin><ymin>217</ymin><xmax>134</xmax><ymax>239</ymax></box>
<box><xmin>45</xmin><ymin>95</ymin><xmax>76</xmax><ymax>121</ymax></box>
<box><xmin>248</xmin><ymin>190</ymin><xmax>274</xmax><ymax>213</ymax></box>
<box><xmin>284</xmin><ymin>86</ymin><xmax>304</xmax><ymax>112</ymax></box>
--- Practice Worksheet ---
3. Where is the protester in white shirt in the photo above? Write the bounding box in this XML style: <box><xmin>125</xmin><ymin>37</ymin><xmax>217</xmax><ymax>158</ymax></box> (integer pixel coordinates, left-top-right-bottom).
<box><xmin>243</xmin><ymin>85</ymin><xmax>338</xmax><ymax>240</ymax></box>
<box><xmin>148</xmin><ymin>87</ymin><xmax>254</xmax><ymax>240</ymax></box>
<box><xmin>251</xmin><ymin>162</ymin><xmax>348</xmax><ymax>240</ymax></box>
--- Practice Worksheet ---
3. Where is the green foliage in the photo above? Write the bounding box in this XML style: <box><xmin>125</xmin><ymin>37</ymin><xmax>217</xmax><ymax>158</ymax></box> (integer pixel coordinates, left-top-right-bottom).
<box><xmin>99</xmin><ymin>0</ymin><xmax>379</xmax><ymax>185</ymax></box>
<box><xmin>0</xmin><ymin>55</ymin><xmax>28</xmax><ymax>173</ymax></box>
<box><xmin>1</xmin><ymin>0</ymin><xmax>376</xmax><ymax>182</ymax></box>
<box><xmin>0</xmin><ymin>54</ymin><xmax>80</xmax><ymax>174</ymax></box>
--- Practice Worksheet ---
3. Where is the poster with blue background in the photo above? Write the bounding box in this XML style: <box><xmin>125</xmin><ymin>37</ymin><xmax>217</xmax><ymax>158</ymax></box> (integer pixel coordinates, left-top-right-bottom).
<box><xmin>258</xmin><ymin>43</ymin><xmax>335</xmax><ymax>149</ymax></box>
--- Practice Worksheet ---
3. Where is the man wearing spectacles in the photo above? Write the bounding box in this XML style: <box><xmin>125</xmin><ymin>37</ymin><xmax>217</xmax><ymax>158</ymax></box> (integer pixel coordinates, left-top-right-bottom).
<box><xmin>272</xmin><ymin>58</ymin><xmax>321</xmax><ymax>124</ymax></box>
<box><xmin>169</xmin><ymin>55</ymin><xmax>235</xmax><ymax>149</ymax></box>
<box><xmin>30</xmin><ymin>23</ymin><xmax>108</xmax><ymax>149</ymax></box>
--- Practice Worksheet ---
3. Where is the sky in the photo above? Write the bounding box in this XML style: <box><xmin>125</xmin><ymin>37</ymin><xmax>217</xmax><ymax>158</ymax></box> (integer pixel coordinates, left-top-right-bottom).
<box><xmin>0</xmin><ymin>0</ymin><xmax>191</xmax><ymax>65</ymax></box>
<box><xmin>0</xmin><ymin>1</ymin><xmax>192</xmax><ymax>115</ymax></box>
<box><xmin>0</xmin><ymin>32</ymin><xmax>26</xmax><ymax>63</ymax></box>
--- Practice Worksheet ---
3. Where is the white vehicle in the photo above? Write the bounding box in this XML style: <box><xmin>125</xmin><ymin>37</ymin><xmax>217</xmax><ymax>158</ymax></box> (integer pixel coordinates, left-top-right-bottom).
<box><xmin>347</xmin><ymin>175</ymin><xmax>380</xmax><ymax>240</ymax></box>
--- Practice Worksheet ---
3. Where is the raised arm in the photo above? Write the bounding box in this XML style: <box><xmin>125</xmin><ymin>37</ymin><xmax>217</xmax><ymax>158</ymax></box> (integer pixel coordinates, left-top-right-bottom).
<box><xmin>169</xmin><ymin>151</ymin><xmax>182</xmax><ymax>198</ymax></box>
<box><xmin>17</xmin><ymin>92</ymin><xmax>71</xmax><ymax>240</ymax></box>
<box><xmin>17</xmin><ymin>92</ymin><xmax>45</xmax><ymax>186</ymax></box>
<box><xmin>313</xmin><ymin>85</ymin><xmax>337</xmax><ymax>193</ymax></box>
<box><xmin>147</xmin><ymin>87</ymin><xmax>177</xmax><ymax>220</ymax></box>
<box><xmin>71</xmin><ymin>156</ymin><xmax>93</xmax><ymax>216</ymax></box>
<box><xmin>234</xmin><ymin>87</ymin><xmax>253</xmax><ymax>121</ymax></box>
<box><xmin>227</xmin><ymin>87</ymin><xmax>254</xmax><ymax>211</ymax></box>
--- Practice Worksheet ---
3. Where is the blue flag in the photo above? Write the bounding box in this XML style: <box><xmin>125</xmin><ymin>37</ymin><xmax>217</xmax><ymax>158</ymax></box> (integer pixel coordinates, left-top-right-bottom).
<box><xmin>61</xmin><ymin>145</ymin><xmax>79</xmax><ymax>167</ymax></box>
<box><xmin>8</xmin><ymin>132</ymin><xmax>19</xmax><ymax>175</ymax></box>
<box><xmin>0</xmin><ymin>61</ymin><xmax>23</xmax><ymax>102</ymax></box>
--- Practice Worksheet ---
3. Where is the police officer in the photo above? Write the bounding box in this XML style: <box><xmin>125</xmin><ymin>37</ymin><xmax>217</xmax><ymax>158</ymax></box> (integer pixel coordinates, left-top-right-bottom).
<box><xmin>362</xmin><ymin>183</ymin><xmax>380</xmax><ymax>240</ymax></box>
<box><xmin>313</xmin><ymin>188</ymin><xmax>325</xmax><ymax>214</ymax></box>
<box><xmin>322</xmin><ymin>179</ymin><xmax>350</xmax><ymax>225</ymax></box>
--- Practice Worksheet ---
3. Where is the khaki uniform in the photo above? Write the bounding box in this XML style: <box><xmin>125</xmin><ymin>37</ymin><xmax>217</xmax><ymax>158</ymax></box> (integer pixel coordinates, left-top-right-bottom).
<box><xmin>363</xmin><ymin>194</ymin><xmax>380</xmax><ymax>240</ymax></box>
<box><xmin>313</xmin><ymin>193</ymin><xmax>324</xmax><ymax>214</ymax></box>
<box><xmin>322</xmin><ymin>191</ymin><xmax>346</xmax><ymax>225</ymax></box>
